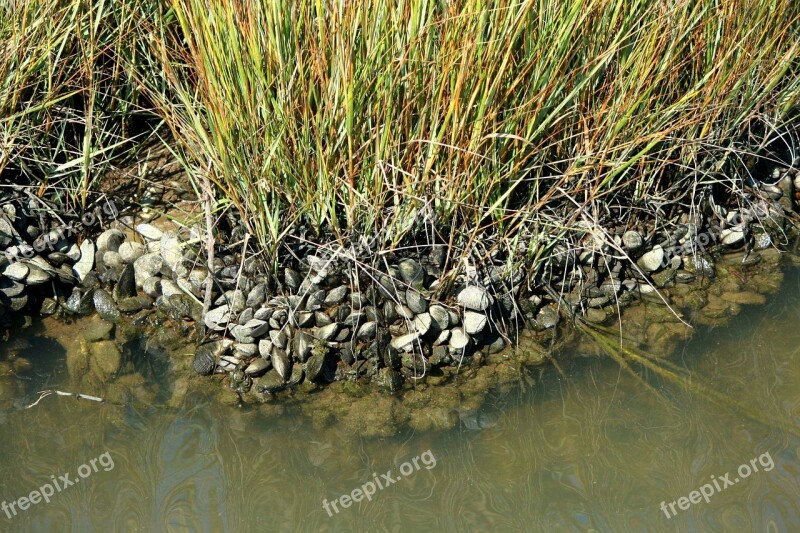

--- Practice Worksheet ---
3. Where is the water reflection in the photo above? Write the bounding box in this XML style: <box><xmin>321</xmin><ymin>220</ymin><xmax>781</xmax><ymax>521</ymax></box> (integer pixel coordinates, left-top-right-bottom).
<box><xmin>1</xmin><ymin>269</ymin><xmax>800</xmax><ymax>531</ymax></box>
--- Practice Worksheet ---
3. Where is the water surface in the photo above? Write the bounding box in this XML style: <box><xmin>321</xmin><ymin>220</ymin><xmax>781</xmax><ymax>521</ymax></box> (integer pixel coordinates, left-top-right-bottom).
<box><xmin>2</xmin><ymin>269</ymin><xmax>800</xmax><ymax>532</ymax></box>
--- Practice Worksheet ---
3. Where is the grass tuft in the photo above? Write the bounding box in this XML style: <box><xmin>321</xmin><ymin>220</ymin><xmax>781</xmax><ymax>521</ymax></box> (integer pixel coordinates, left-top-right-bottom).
<box><xmin>2</xmin><ymin>0</ymin><xmax>800</xmax><ymax>276</ymax></box>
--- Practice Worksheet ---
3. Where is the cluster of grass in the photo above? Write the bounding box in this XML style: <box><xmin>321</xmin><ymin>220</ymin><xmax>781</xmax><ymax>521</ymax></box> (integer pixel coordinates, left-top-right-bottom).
<box><xmin>3</xmin><ymin>1</ymin><xmax>800</xmax><ymax>275</ymax></box>
<box><xmin>0</xmin><ymin>0</ymin><xmax>164</xmax><ymax>209</ymax></box>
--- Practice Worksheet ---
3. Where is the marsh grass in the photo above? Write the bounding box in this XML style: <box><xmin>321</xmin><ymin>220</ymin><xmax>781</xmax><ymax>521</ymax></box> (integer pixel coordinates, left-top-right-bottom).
<box><xmin>2</xmin><ymin>0</ymin><xmax>800</xmax><ymax>277</ymax></box>
<box><xmin>145</xmin><ymin>0</ymin><xmax>800</xmax><ymax>276</ymax></box>
<box><xmin>0</xmin><ymin>0</ymin><xmax>163</xmax><ymax>209</ymax></box>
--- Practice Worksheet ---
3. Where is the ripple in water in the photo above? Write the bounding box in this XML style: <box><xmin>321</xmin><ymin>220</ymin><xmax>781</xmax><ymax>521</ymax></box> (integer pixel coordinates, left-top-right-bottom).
<box><xmin>1</xmin><ymin>271</ymin><xmax>800</xmax><ymax>531</ymax></box>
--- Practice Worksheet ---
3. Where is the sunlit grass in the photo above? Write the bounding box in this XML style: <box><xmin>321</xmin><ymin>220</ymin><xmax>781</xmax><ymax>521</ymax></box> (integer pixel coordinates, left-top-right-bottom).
<box><xmin>2</xmin><ymin>1</ymin><xmax>799</xmax><ymax>276</ymax></box>
<box><xmin>0</xmin><ymin>0</ymin><xmax>163</xmax><ymax>209</ymax></box>
<box><xmin>146</xmin><ymin>0</ymin><xmax>800</xmax><ymax>271</ymax></box>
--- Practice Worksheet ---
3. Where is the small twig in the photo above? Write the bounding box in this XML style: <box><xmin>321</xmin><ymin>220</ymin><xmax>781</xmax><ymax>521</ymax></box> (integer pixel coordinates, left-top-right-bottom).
<box><xmin>543</xmin><ymin>281</ymin><xmax>577</xmax><ymax>323</ymax></box>
<box><xmin>223</xmin><ymin>231</ymin><xmax>252</xmax><ymax>337</ymax></box>
<box><xmin>25</xmin><ymin>389</ymin><xmax>107</xmax><ymax>409</ymax></box>
<box><xmin>200</xmin><ymin>165</ymin><xmax>216</xmax><ymax>327</ymax></box>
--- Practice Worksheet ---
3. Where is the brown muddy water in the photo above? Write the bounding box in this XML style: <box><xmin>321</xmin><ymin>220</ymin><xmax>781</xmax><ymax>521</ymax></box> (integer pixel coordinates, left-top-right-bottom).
<box><xmin>2</xmin><ymin>272</ymin><xmax>800</xmax><ymax>532</ymax></box>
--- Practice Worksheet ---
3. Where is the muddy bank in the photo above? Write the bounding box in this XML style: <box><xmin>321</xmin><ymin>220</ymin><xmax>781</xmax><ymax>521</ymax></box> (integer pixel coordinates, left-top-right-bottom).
<box><xmin>1</xmin><ymin>163</ymin><xmax>800</xmax><ymax>434</ymax></box>
<box><xmin>2</xmin><ymin>237</ymin><xmax>795</xmax><ymax>438</ymax></box>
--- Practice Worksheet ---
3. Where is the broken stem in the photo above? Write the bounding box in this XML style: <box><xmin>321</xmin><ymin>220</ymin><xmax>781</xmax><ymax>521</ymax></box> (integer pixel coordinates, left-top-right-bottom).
<box><xmin>25</xmin><ymin>389</ymin><xmax>107</xmax><ymax>409</ymax></box>
<box><xmin>201</xmin><ymin>167</ymin><xmax>216</xmax><ymax>327</ymax></box>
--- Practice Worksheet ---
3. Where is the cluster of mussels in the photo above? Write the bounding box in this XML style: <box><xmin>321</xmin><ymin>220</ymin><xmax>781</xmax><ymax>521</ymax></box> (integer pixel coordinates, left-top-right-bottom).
<box><xmin>194</xmin><ymin>166</ymin><xmax>800</xmax><ymax>398</ymax></box>
<box><xmin>1</xmin><ymin>162</ymin><xmax>798</xmax><ymax>399</ymax></box>
<box><xmin>0</xmin><ymin>189</ymin><xmax>123</xmax><ymax>326</ymax></box>
<box><xmin>195</xmin><ymin>242</ymin><xmax>521</xmax><ymax>396</ymax></box>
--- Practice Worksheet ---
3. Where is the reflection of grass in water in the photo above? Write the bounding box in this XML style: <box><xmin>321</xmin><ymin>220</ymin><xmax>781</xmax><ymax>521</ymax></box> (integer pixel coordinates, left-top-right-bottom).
<box><xmin>580</xmin><ymin>321</ymin><xmax>800</xmax><ymax>439</ymax></box>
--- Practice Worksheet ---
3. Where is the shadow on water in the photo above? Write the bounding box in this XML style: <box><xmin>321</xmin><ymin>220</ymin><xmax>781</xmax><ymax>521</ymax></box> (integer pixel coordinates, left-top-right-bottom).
<box><xmin>1</xmin><ymin>270</ymin><xmax>800</xmax><ymax>531</ymax></box>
